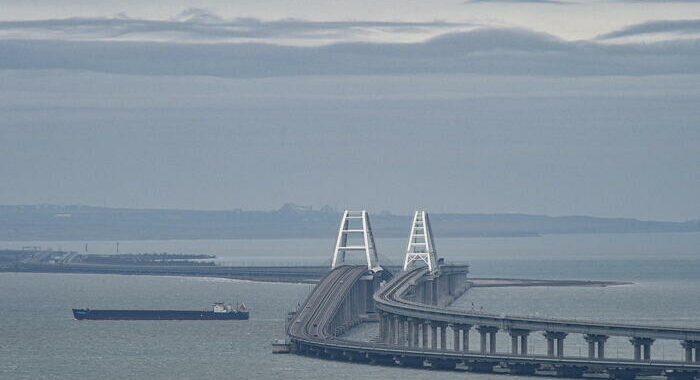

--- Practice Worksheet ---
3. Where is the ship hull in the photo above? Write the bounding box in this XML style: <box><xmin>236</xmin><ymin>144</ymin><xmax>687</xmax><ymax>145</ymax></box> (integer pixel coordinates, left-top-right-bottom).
<box><xmin>73</xmin><ymin>309</ymin><xmax>249</xmax><ymax>320</ymax></box>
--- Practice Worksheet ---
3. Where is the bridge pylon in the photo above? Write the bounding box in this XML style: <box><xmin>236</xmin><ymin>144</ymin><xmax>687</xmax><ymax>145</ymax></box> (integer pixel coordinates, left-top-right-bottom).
<box><xmin>403</xmin><ymin>210</ymin><xmax>439</xmax><ymax>274</ymax></box>
<box><xmin>331</xmin><ymin>210</ymin><xmax>383</xmax><ymax>272</ymax></box>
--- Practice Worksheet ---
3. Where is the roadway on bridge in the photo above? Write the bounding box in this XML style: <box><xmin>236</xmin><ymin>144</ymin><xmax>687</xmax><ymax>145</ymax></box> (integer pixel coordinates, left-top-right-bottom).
<box><xmin>376</xmin><ymin>267</ymin><xmax>700</xmax><ymax>341</ymax></box>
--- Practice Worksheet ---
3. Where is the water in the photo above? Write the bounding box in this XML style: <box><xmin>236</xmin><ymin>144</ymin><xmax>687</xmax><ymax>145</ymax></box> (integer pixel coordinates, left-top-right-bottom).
<box><xmin>1</xmin><ymin>232</ymin><xmax>699</xmax><ymax>379</ymax></box>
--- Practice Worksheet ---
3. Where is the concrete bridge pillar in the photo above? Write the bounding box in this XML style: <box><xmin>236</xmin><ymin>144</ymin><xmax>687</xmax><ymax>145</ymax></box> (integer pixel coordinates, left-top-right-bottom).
<box><xmin>430</xmin><ymin>322</ymin><xmax>438</xmax><ymax>349</ymax></box>
<box><xmin>452</xmin><ymin>273</ymin><xmax>460</xmax><ymax>294</ymax></box>
<box><xmin>509</xmin><ymin>329</ymin><xmax>530</xmax><ymax>355</ymax></box>
<box><xmin>557</xmin><ymin>336</ymin><xmax>565</xmax><ymax>357</ymax></box>
<box><xmin>584</xmin><ymin>334</ymin><xmax>609</xmax><ymax>359</ymax></box>
<box><xmin>681</xmin><ymin>340</ymin><xmax>700</xmax><ymax>362</ymax></box>
<box><xmin>450</xmin><ymin>324</ymin><xmax>460</xmax><ymax>351</ymax></box>
<box><xmin>462</xmin><ymin>325</ymin><xmax>471</xmax><ymax>352</ymax></box>
<box><xmin>408</xmin><ymin>319</ymin><xmax>419</xmax><ymax>347</ymax></box>
<box><xmin>401</xmin><ymin>317</ymin><xmax>409</xmax><ymax>346</ymax></box>
<box><xmin>413</xmin><ymin>320</ymin><xmax>420</xmax><ymax>347</ymax></box>
<box><xmin>393</xmin><ymin>316</ymin><xmax>402</xmax><ymax>345</ymax></box>
<box><xmin>415</xmin><ymin>283</ymin><xmax>423</xmax><ymax>304</ymax></box>
<box><xmin>385</xmin><ymin>313</ymin><xmax>393</xmax><ymax>343</ymax></box>
<box><xmin>477</xmin><ymin>326</ymin><xmax>498</xmax><ymax>354</ymax></box>
<box><xmin>544</xmin><ymin>331</ymin><xmax>568</xmax><ymax>357</ymax></box>
<box><xmin>421</xmin><ymin>280</ymin><xmax>431</xmax><ymax>305</ymax></box>
<box><xmin>385</xmin><ymin>314</ymin><xmax>392</xmax><ymax>344</ymax></box>
<box><xmin>378</xmin><ymin>312</ymin><xmax>386</xmax><ymax>342</ymax></box>
<box><xmin>431</xmin><ymin>279</ymin><xmax>439</xmax><ymax>306</ymax></box>
<box><xmin>630</xmin><ymin>337</ymin><xmax>654</xmax><ymax>361</ymax></box>
<box><xmin>439</xmin><ymin>323</ymin><xmax>447</xmax><ymax>350</ymax></box>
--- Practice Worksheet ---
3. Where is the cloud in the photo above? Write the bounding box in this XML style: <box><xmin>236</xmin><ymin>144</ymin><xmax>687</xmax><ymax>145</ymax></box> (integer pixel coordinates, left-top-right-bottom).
<box><xmin>0</xmin><ymin>9</ymin><xmax>475</xmax><ymax>44</ymax></box>
<box><xmin>0</xmin><ymin>28</ymin><xmax>698</xmax><ymax>78</ymax></box>
<box><xmin>598</xmin><ymin>19</ymin><xmax>700</xmax><ymax>39</ymax></box>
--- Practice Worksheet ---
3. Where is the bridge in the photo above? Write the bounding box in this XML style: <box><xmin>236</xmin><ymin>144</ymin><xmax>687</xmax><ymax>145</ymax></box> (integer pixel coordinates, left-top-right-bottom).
<box><xmin>286</xmin><ymin>210</ymin><xmax>700</xmax><ymax>380</ymax></box>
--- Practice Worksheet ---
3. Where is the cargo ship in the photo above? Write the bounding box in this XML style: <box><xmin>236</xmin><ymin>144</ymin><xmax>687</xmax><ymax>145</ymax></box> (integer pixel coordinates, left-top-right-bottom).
<box><xmin>73</xmin><ymin>302</ymin><xmax>249</xmax><ymax>320</ymax></box>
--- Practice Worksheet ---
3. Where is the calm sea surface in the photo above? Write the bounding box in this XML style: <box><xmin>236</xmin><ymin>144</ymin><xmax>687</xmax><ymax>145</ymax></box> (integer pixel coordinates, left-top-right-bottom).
<box><xmin>2</xmin><ymin>232</ymin><xmax>699</xmax><ymax>379</ymax></box>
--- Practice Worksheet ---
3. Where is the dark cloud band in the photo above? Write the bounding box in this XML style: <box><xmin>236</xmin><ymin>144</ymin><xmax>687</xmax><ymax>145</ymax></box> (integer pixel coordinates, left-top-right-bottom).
<box><xmin>598</xmin><ymin>19</ymin><xmax>700</xmax><ymax>39</ymax></box>
<box><xmin>0</xmin><ymin>11</ymin><xmax>475</xmax><ymax>41</ymax></box>
<box><xmin>1</xmin><ymin>28</ymin><xmax>698</xmax><ymax>77</ymax></box>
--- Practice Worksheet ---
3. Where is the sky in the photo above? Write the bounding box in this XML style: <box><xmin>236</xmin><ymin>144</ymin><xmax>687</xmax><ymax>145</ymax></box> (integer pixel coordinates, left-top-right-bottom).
<box><xmin>0</xmin><ymin>1</ymin><xmax>699</xmax><ymax>221</ymax></box>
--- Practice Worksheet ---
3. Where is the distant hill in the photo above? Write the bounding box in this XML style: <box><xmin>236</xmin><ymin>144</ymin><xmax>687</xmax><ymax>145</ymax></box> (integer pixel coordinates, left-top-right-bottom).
<box><xmin>0</xmin><ymin>204</ymin><xmax>698</xmax><ymax>241</ymax></box>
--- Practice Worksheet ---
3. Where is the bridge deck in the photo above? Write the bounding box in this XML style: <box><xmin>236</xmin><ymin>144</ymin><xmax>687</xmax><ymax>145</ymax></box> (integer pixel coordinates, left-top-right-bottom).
<box><xmin>376</xmin><ymin>267</ymin><xmax>700</xmax><ymax>341</ymax></box>
<box><xmin>288</xmin><ymin>266</ymin><xmax>700</xmax><ymax>376</ymax></box>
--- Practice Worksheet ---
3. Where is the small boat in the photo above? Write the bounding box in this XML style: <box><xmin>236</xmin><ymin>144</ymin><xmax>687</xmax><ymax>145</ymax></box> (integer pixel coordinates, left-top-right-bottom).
<box><xmin>73</xmin><ymin>302</ymin><xmax>249</xmax><ymax>320</ymax></box>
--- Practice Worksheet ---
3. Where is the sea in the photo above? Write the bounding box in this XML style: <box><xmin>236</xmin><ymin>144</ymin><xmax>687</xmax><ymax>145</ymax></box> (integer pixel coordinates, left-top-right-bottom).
<box><xmin>1</xmin><ymin>232</ymin><xmax>699</xmax><ymax>379</ymax></box>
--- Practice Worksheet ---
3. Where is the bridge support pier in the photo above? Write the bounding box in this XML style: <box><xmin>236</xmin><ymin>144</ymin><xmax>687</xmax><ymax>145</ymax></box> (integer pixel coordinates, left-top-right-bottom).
<box><xmin>431</xmin><ymin>279</ymin><xmax>438</xmax><ymax>306</ymax></box>
<box><xmin>477</xmin><ymin>326</ymin><xmax>498</xmax><ymax>353</ymax></box>
<box><xmin>407</xmin><ymin>318</ymin><xmax>416</xmax><ymax>347</ymax></box>
<box><xmin>630</xmin><ymin>337</ymin><xmax>654</xmax><ymax>361</ymax></box>
<box><xmin>584</xmin><ymin>334</ymin><xmax>609</xmax><ymax>359</ymax></box>
<box><xmin>544</xmin><ymin>331</ymin><xmax>568</xmax><ymax>357</ymax></box>
<box><xmin>378</xmin><ymin>312</ymin><xmax>388</xmax><ymax>343</ymax></box>
<box><xmin>681</xmin><ymin>340</ymin><xmax>700</xmax><ymax>363</ymax></box>
<box><xmin>420</xmin><ymin>279</ymin><xmax>438</xmax><ymax>305</ymax></box>
<box><xmin>462</xmin><ymin>325</ymin><xmax>471</xmax><ymax>352</ymax></box>
<box><xmin>392</xmin><ymin>316</ymin><xmax>401</xmax><ymax>345</ymax></box>
<box><xmin>412</xmin><ymin>320</ymin><xmax>419</xmax><ymax>347</ymax></box>
<box><xmin>430</xmin><ymin>322</ymin><xmax>438</xmax><ymax>349</ymax></box>
<box><xmin>400</xmin><ymin>317</ymin><xmax>408</xmax><ymax>345</ymax></box>
<box><xmin>414</xmin><ymin>283</ymin><xmax>423</xmax><ymax>303</ymax></box>
<box><xmin>439</xmin><ymin>323</ymin><xmax>447</xmax><ymax>350</ymax></box>
<box><xmin>509</xmin><ymin>329</ymin><xmax>530</xmax><ymax>355</ymax></box>
<box><xmin>451</xmin><ymin>324</ymin><xmax>460</xmax><ymax>351</ymax></box>
<box><xmin>384</xmin><ymin>313</ymin><xmax>392</xmax><ymax>343</ymax></box>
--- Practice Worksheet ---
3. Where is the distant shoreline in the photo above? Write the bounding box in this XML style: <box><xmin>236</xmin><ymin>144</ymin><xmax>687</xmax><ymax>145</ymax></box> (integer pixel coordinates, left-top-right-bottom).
<box><xmin>5</xmin><ymin>229</ymin><xmax>700</xmax><ymax>242</ymax></box>
<box><xmin>1</xmin><ymin>204</ymin><xmax>698</xmax><ymax>241</ymax></box>
<box><xmin>0</xmin><ymin>268</ymin><xmax>629</xmax><ymax>287</ymax></box>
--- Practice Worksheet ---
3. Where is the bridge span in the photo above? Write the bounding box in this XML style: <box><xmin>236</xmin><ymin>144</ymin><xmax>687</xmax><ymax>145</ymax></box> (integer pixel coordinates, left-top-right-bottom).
<box><xmin>288</xmin><ymin>265</ymin><xmax>700</xmax><ymax>379</ymax></box>
<box><xmin>286</xmin><ymin>210</ymin><xmax>700</xmax><ymax>379</ymax></box>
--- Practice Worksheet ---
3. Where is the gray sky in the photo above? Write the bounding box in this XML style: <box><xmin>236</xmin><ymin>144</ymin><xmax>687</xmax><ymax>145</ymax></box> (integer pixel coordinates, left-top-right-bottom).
<box><xmin>1</xmin><ymin>1</ymin><xmax>699</xmax><ymax>220</ymax></box>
